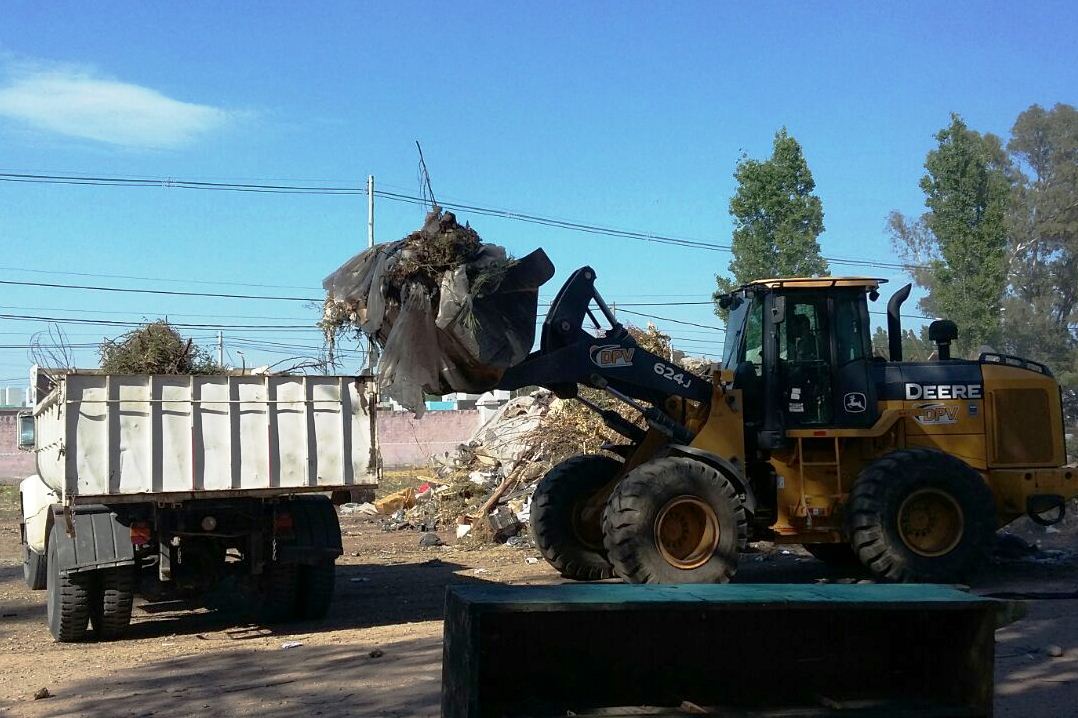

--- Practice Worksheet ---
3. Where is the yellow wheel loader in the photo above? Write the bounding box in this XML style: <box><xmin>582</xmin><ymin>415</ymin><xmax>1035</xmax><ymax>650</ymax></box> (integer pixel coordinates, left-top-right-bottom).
<box><xmin>499</xmin><ymin>268</ymin><xmax>1076</xmax><ymax>583</ymax></box>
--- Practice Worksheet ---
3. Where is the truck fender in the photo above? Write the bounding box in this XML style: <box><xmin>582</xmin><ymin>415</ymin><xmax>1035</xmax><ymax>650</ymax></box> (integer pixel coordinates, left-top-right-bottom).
<box><xmin>48</xmin><ymin>505</ymin><xmax>136</xmax><ymax>576</ymax></box>
<box><xmin>663</xmin><ymin>445</ymin><xmax>757</xmax><ymax>516</ymax></box>
<box><xmin>19</xmin><ymin>475</ymin><xmax>56</xmax><ymax>554</ymax></box>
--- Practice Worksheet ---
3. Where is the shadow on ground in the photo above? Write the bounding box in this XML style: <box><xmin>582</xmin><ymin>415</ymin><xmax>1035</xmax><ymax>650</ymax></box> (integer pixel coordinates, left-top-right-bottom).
<box><xmin>1</xmin><ymin>634</ymin><xmax>444</xmax><ymax>718</ymax></box>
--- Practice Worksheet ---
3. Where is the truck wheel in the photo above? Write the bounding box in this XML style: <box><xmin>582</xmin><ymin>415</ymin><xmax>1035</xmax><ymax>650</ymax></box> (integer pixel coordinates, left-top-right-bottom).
<box><xmin>802</xmin><ymin>543</ymin><xmax>859</xmax><ymax>567</ymax></box>
<box><xmin>46</xmin><ymin>526</ymin><xmax>93</xmax><ymax>642</ymax></box>
<box><xmin>847</xmin><ymin>448</ymin><xmax>996</xmax><ymax>582</ymax></box>
<box><xmin>260</xmin><ymin>562</ymin><xmax>299</xmax><ymax>623</ymax></box>
<box><xmin>23</xmin><ymin>545</ymin><xmax>47</xmax><ymax>590</ymax></box>
<box><xmin>91</xmin><ymin>567</ymin><xmax>136</xmax><ymax>640</ymax></box>
<box><xmin>531</xmin><ymin>455</ymin><xmax>622</xmax><ymax>581</ymax></box>
<box><xmin>602</xmin><ymin>457</ymin><xmax>747</xmax><ymax>584</ymax></box>
<box><xmin>296</xmin><ymin>560</ymin><xmax>335</xmax><ymax>620</ymax></box>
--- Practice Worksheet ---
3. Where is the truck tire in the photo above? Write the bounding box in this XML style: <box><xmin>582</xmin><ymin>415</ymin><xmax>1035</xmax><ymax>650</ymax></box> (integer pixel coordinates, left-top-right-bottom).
<box><xmin>91</xmin><ymin>567</ymin><xmax>136</xmax><ymax>640</ymax></box>
<box><xmin>296</xmin><ymin>560</ymin><xmax>335</xmax><ymax>620</ymax></box>
<box><xmin>260</xmin><ymin>562</ymin><xmax>299</xmax><ymax>623</ymax></box>
<box><xmin>802</xmin><ymin>543</ymin><xmax>859</xmax><ymax>567</ymax></box>
<box><xmin>23</xmin><ymin>545</ymin><xmax>47</xmax><ymax>591</ymax></box>
<box><xmin>531</xmin><ymin>455</ymin><xmax>622</xmax><ymax>581</ymax></box>
<box><xmin>46</xmin><ymin>526</ymin><xmax>93</xmax><ymax>642</ymax></box>
<box><xmin>602</xmin><ymin>457</ymin><xmax>747</xmax><ymax>584</ymax></box>
<box><xmin>847</xmin><ymin>448</ymin><xmax>996</xmax><ymax>582</ymax></box>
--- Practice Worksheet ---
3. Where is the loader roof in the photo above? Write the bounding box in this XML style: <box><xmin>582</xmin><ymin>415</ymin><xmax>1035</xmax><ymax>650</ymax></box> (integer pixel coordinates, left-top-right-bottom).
<box><xmin>745</xmin><ymin>276</ymin><xmax>885</xmax><ymax>291</ymax></box>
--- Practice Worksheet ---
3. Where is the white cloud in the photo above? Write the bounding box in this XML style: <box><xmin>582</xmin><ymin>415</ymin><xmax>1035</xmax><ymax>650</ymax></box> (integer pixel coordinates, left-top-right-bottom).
<box><xmin>0</xmin><ymin>61</ymin><xmax>233</xmax><ymax>149</ymax></box>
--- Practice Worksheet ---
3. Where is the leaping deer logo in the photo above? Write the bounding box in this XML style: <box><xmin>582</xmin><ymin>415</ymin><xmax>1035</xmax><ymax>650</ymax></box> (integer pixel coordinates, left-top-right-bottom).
<box><xmin>844</xmin><ymin>392</ymin><xmax>867</xmax><ymax>413</ymax></box>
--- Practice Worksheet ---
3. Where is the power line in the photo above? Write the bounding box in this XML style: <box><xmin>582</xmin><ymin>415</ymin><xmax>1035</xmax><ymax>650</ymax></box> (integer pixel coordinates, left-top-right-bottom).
<box><xmin>0</xmin><ymin>171</ymin><xmax>921</xmax><ymax>272</ymax></box>
<box><xmin>0</xmin><ymin>312</ymin><xmax>318</xmax><ymax>330</ymax></box>
<box><xmin>0</xmin><ymin>278</ymin><xmax>318</xmax><ymax>302</ymax></box>
<box><xmin>616</xmin><ymin>309</ymin><xmax>725</xmax><ymax>332</ymax></box>
<box><xmin>0</xmin><ymin>266</ymin><xmax>320</xmax><ymax>292</ymax></box>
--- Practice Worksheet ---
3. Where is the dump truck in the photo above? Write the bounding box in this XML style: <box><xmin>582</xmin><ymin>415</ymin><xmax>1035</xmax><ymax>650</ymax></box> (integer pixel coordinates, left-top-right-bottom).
<box><xmin>499</xmin><ymin>269</ymin><xmax>1077</xmax><ymax>583</ymax></box>
<box><xmin>17</xmin><ymin>370</ymin><xmax>378</xmax><ymax>641</ymax></box>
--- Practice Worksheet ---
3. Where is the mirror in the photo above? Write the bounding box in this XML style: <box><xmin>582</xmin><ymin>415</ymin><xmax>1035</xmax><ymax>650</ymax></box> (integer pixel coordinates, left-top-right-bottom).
<box><xmin>769</xmin><ymin>296</ymin><xmax>786</xmax><ymax>324</ymax></box>
<box><xmin>17</xmin><ymin>413</ymin><xmax>34</xmax><ymax>451</ymax></box>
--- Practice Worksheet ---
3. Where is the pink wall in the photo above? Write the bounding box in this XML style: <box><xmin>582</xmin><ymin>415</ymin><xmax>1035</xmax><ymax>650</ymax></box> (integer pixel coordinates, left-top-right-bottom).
<box><xmin>377</xmin><ymin>409</ymin><xmax>481</xmax><ymax>468</ymax></box>
<box><xmin>0</xmin><ymin>410</ymin><xmax>35</xmax><ymax>481</ymax></box>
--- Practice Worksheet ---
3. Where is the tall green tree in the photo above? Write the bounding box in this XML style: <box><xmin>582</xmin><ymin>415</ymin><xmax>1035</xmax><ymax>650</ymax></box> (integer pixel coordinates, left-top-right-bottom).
<box><xmin>889</xmin><ymin>114</ymin><xmax>1012</xmax><ymax>357</ymax></box>
<box><xmin>1001</xmin><ymin>103</ymin><xmax>1078</xmax><ymax>386</ymax></box>
<box><xmin>713</xmin><ymin>129</ymin><xmax>827</xmax><ymax>316</ymax></box>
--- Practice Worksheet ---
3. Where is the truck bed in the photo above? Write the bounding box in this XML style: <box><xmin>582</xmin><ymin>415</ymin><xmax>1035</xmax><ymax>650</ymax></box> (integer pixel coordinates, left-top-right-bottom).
<box><xmin>33</xmin><ymin>373</ymin><xmax>378</xmax><ymax>502</ymax></box>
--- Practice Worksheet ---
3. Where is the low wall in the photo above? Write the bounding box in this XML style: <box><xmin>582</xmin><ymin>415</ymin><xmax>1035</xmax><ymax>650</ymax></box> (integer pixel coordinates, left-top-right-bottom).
<box><xmin>0</xmin><ymin>411</ymin><xmax>35</xmax><ymax>482</ymax></box>
<box><xmin>378</xmin><ymin>409</ymin><xmax>481</xmax><ymax>468</ymax></box>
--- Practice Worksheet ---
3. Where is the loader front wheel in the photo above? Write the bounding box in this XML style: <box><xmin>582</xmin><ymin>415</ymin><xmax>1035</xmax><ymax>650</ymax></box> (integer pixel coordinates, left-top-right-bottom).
<box><xmin>847</xmin><ymin>448</ymin><xmax>996</xmax><ymax>582</ymax></box>
<box><xmin>603</xmin><ymin>457</ymin><xmax>747</xmax><ymax>584</ymax></box>
<box><xmin>531</xmin><ymin>455</ymin><xmax>622</xmax><ymax>581</ymax></box>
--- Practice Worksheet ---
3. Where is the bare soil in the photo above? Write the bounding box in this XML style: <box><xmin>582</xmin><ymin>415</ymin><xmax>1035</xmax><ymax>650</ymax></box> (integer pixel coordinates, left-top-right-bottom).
<box><xmin>0</xmin><ymin>485</ymin><xmax>1076</xmax><ymax>717</ymax></box>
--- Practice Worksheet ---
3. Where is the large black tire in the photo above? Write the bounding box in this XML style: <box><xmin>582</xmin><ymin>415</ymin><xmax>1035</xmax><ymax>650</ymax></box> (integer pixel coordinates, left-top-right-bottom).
<box><xmin>802</xmin><ymin>543</ymin><xmax>860</xmax><ymax>567</ymax></box>
<box><xmin>259</xmin><ymin>562</ymin><xmax>299</xmax><ymax>623</ymax></box>
<box><xmin>847</xmin><ymin>448</ymin><xmax>996</xmax><ymax>582</ymax></box>
<box><xmin>46</xmin><ymin>526</ymin><xmax>93</xmax><ymax>642</ymax></box>
<box><xmin>23</xmin><ymin>544</ymin><xmax>47</xmax><ymax>591</ymax></box>
<box><xmin>91</xmin><ymin>567</ymin><xmax>136</xmax><ymax>640</ymax></box>
<box><xmin>602</xmin><ymin>457</ymin><xmax>747</xmax><ymax>584</ymax></box>
<box><xmin>531</xmin><ymin>455</ymin><xmax>623</xmax><ymax>581</ymax></box>
<box><xmin>296</xmin><ymin>560</ymin><xmax>335</xmax><ymax>620</ymax></box>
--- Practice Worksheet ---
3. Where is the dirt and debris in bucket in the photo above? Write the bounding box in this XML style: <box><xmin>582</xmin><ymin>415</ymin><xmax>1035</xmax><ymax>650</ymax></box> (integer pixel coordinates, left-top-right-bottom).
<box><xmin>321</xmin><ymin>207</ymin><xmax>554</xmax><ymax>413</ymax></box>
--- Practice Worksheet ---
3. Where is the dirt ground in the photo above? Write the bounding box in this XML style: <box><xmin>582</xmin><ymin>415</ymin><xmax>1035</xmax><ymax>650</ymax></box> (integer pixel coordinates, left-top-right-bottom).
<box><xmin>0</xmin><ymin>486</ymin><xmax>1076</xmax><ymax>717</ymax></box>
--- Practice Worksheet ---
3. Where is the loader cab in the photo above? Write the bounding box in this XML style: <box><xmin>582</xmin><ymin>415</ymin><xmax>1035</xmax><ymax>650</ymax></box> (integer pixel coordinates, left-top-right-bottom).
<box><xmin>721</xmin><ymin>278</ymin><xmax>882</xmax><ymax>449</ymax></box>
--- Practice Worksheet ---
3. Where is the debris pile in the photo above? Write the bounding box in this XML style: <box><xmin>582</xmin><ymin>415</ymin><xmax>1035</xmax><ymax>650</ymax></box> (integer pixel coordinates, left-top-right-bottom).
<box><xmin>354</xmin><ymin>325</ymin><xmax>713</xmax><ymax>546</ymax></box>
<box><xmin>322</xmin><ymin>207</ymin><xmax>554</xmax><ymax>412</ymax></box>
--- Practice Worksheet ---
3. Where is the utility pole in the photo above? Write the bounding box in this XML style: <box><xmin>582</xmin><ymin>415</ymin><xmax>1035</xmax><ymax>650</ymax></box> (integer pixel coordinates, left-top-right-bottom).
<box><xmin>217</xmin><ymin>331</ymin><xmax>224</xmax><ymax>367</ymax></box>
<box><xmin>365</xmin><ymin>175</ymin><xmax>376</xmax><ymax>372</ymax></box>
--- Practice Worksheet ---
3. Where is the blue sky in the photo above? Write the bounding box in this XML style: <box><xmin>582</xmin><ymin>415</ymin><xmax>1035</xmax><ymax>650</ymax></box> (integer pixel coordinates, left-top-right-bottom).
<box><xmin>1</xmin><ymin>1</ymin><xmax>1076</xmax><ymax>389</ymax></box>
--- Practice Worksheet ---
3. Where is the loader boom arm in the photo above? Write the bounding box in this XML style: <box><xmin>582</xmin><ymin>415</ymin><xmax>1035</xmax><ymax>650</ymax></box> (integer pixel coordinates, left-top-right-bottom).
<box><xmin>497</xmin><ymin>267</ymin><xmax>713</xmax><ymax>409</ymax></box>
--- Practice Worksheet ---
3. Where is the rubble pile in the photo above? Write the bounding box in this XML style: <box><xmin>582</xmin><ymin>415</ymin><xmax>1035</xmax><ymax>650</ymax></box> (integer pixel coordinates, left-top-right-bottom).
<box><xmin>361</xmin><ymin>326</ymin><xmax>713</xmax><ymax>545</ymax></box>
<box><xmin>322</xmin><ymin>207</ymin><xmax>553</xmax><ymax>412</ymax></box>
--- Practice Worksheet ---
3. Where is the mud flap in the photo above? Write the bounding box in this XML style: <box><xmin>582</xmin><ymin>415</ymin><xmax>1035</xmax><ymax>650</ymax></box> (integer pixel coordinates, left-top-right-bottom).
<box><xmin>49</xmin><ymin>506</ymin><xmax>136</xmax><ymax>576</ymax></box>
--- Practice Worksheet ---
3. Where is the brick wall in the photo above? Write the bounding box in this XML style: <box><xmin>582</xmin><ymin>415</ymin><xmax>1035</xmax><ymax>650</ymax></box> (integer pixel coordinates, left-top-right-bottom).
<box><xmin>377</xmin><ymin>409</ymin><xmax>481</xmax><ymax>468</ymax></box>
<box><xmin>0</xmin><ymin>410</ymin><xmax>35</xmax><ymax>482</ymax></box>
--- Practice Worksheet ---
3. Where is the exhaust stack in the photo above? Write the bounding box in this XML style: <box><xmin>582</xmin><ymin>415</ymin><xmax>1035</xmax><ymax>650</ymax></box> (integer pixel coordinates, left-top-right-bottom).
<box><xmin>887</xmin><ymin>284</ymin><xmax>912</xmax><ymax>362</ymax></box>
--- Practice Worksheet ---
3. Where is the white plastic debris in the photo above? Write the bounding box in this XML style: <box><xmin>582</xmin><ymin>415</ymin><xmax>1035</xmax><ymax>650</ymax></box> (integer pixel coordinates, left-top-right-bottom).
<box><xmin>280</xmin><ymin>641</ymin><xmax>304</xmax><ymax>650</ymax></box>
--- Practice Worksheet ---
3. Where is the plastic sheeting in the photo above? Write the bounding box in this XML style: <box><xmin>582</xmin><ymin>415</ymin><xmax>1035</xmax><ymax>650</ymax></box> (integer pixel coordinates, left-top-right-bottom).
<box><xmin>323</xmin><ymin>209</ymin><xmax>554</xmax><ymax>413</ymax></box>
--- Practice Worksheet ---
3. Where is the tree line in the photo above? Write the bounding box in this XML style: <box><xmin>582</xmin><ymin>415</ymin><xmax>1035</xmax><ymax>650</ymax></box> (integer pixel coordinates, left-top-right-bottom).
<box><xmin>712</xmin><ymin>104</ymin><xmax>1078</xmax><ymax>414</ymax></box>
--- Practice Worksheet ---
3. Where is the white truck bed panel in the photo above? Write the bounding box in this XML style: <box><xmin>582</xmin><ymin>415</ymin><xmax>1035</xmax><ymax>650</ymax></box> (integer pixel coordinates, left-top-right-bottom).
<box><xmin>35</xmin><ymin>374</ymin><xmax>378</xmax><ymax>502</ymax></box>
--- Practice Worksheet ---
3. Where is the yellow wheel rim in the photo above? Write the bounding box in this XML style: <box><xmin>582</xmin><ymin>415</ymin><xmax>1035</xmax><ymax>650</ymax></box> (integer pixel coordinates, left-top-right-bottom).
<box><xmin>654</xmin><ymin>495</ymin><xmax>720</xmax><ymax>570</ymax></box>
<box><xmin>897</xmin><ymin>489</ymin><xmax>964</xmax><ymax>557</ymax></box>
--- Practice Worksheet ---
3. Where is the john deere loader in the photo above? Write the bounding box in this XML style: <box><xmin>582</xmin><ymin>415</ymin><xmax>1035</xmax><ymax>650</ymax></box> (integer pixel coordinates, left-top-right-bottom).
<box><xmin>498</xmin><ymin>268</ymin><xmax>1076</xmax><ymax>583</ymax></box>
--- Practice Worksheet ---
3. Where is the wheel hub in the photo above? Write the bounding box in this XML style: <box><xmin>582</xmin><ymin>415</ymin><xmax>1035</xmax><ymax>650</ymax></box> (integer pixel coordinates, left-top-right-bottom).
<box><xmin>654</xmin><ymin>495</ymin><xmax>720</xmax><ymax>570</ymax></box>
<box><xmin>897</xmin><ymin>489</ymin><xmax>964</xmax><ymax>557</ymax></box>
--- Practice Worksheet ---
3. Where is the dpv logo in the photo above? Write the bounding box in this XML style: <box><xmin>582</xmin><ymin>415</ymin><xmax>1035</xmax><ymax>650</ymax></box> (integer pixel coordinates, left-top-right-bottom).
<box><xmin>590</xmin><ymin>344</ymin><xmax>635</xmax><ymax>368</ymax></box>
<box><xmin>914</xmin><ymin>403</ymin><xmax>959</xmax><ymax>426</ymax></box>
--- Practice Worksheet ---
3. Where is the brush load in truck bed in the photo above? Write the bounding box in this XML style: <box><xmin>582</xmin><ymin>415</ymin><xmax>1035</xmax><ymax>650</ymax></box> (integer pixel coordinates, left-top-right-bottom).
<box><xmin>323</xmin><ymin>208</ymin><xmax>554</xmax><ymax>412</ymax></box>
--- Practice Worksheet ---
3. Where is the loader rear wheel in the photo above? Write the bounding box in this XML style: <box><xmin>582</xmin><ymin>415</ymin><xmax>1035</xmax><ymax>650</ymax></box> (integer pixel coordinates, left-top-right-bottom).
<box><xmin>531</xmin><ymin>455</ymin><xmax>622</xmax><ymax>581</ymax></box>
<box><xmin>46</xmin><ymin>526</ymin><xmax>92</xmax><ymax>642</ymax></box>
<box><xmin>847</xmin><ymin>448</ymin><xmax>995</xmax><ymax>582</ymax></box>
<box><xmin>91</xmin><ymin>567</ymin><xmax>136</xmax><ymax>640</ymax></box>
<box><xmin>602</xmin><ymin>457</ymin><xmax>747</xmax><ymax>584</ymax></box>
